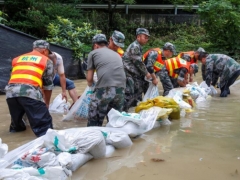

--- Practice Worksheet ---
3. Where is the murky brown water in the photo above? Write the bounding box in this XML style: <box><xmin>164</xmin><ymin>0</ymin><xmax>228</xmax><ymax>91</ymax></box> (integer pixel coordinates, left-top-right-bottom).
<box><xmin>1</xmin><ymin>77</ymin><xmax>240</xmax><ymax>180</ymax></box>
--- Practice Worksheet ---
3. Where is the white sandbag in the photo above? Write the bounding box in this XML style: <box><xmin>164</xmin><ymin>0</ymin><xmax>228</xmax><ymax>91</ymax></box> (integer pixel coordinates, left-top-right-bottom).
<box><xmin>63</xmin><ymin>85</ymin><xmax>95</xmax><ymax>121</ymax></box>
<box><xmin>106</xmin><ymin>121</ymin><xmax>145</xmax><ymax>138</ymax></box>
<box><xmin>105</xmin><ymin>145</ymin><xmax>115</xmax><ymax>158</ymax></box>
<box><xmin>140</xmin><ymin>107</ymin><xmax>172</xmax><ymax>132</ymax></box>
<box><xmin>0</xmin><ymin>169</ymin><xmax>48</xmax><ymax>180</ymax></box>
<box><xmin>143</xmin><ymin>82</ymin><xmax>159</xmax><ymax>101</ymax></box>
<box><xmin>43</xmin><ymin>129</ymin><xmax>76</xmax><ymax>153</ymax></box>
<box><xmin>44</xmin><ymin>129</ymin><xmax>106</xmax><ymax>159</ymax></box>
<box><xmin>57</xmin><ymin>152</ymin><xmax>72</xmax><ymax>168</ymax></box>
<box><xmin>70</xmin><ymin>153</ymin><xmax>93</xmax><ymax>172</ymax></box>
<box><xmin>199</xmin><ymin>81</ymin><xmax>218</xmax><ymax>96</ymax></box>
<box><xmin>106</xmin><ymin>132</ymin><xmax>132</xmax><ymax>149</ymax></box>
<box><xmin>22</xmin><ymin>166</ymin><xmax>68</xmax><ymax>180</ymax></box>
<box><xmin>37</xmin><ymin>152</ymin><xmax>59</xmax><ymax>168</ymax></box>
<box><xmin>167</xmin><ymin>89</ymin><xmax>191</xmax><ymax>109</ymax></box>
<box><xmin>107</xmin><ymin>108</ymin><xmax>143</xmax><ymax>127</ymax></box>
<box><xmin>160</xmin><ymin>118</ymin><xmax>172</xmax><ymax>126</ymax></box>
<box><xmin>88</xmin><ymin>136</ymin><xmax>106</xmax><ymax>159</ymax></box>
<box><xmin>0</xmin><ymin>138</ymin><xmax>8</xmax><ymax>158</ymax></box>
<box><xmin>49</xmin><ymin>94</ymin><xmax>71</xmax><ymax>114</ymax></box>
<box><xmin>12</xmin><ymin>146</ymin><xmax>50</xmax><ymax>169</ymax></box>
<box><xmin>1</xmin><ymin>137</ymin><xmax>45</xmax><ymax>169</ymax></box>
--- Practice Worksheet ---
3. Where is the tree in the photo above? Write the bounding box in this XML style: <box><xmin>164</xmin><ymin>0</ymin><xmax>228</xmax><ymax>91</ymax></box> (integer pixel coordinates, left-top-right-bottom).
<box><xmin>47</xmin><ymin>16</ymin><xmax>101</xmax><ymax>59</ymax></box>
<box><xmin>198</xmin><ymin>0</ymin><xmax>240</xmax><ymax>58</ymax></box>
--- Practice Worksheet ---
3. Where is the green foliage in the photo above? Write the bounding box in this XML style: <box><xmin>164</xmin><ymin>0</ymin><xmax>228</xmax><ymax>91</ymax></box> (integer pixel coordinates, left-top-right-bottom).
<box><xmin>198</xmin><ymin>0</ymin><xmax>240</xmax><ymax>59</ymax></box>
<box><xmin>0</xmin><ymin>11</ymin><xmax>8</xmax><ymax>24</ymax></box>
<box><xmin>5</xmin><ymin>0</ymin><xmax>83</xmax><ymax>37</ymax></box>
<box><xmin>47</xmin><ymin>16</ymin><xmax>101</xmax><ymax>59</ymax></box>
<box><xmin>143</xmin><ymin>23</ymin><xmax>212</xmax><ymax>53</ymax></box>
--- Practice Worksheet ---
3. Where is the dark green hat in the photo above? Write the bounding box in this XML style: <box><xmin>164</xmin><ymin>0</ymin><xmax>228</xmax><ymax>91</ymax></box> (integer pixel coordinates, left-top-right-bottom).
<box><xmin>112</xmin><ymin>30</ymin><xmax>125</xmax><ymax>48</ymax></box>
<box><xmin>136</xmin><ymin>28</ymin><xmax>150</xmax><ymax>36</ymax></box>
<box><xmin>33</xmin><ymin>40</ymin><xmax>52</xmax><ymax>54</ymax></box>
<box><xmin>92</xmin><ymin>34</ymin><xmax>108</xmax><ymax>44</ymax></box>
<box><xmin>163</xmin><ymin>42</ymin><xmax>176</xmax><ymax>55</ymax></box>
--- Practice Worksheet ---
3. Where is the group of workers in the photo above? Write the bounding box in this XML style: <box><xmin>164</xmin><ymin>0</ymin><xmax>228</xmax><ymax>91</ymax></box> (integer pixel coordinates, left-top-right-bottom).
<box><xmin>5</xmin><ymin>28</ymin><xmax>240</xmax><ymax>137</ymax></box>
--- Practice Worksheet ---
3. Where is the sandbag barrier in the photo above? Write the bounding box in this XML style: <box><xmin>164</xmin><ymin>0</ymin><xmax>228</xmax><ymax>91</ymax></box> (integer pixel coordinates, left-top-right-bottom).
<box><xmin>0</xmin><ymin>81</ymin><xmax>216</xmax><ymax>180</ymax></box>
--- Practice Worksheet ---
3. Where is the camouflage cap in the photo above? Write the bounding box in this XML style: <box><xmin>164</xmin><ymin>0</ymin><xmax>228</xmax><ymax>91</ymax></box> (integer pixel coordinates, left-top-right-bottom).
<box><xmin>136</xmin><ymin>28</ymin><xmax>150</xmax><ymax>36</ymax></box>
<box><xmin>190</xmin><ymin>63</ymin><xmax>199</xmax><ymax>75</ymax></box>
<box><xmin>33</xmin><ymin>40</ymin><xmax>52</xmax><ymax>54</ymax></box>
<box><xmin>196</xmin><ymin>47</ymin><xmax>205</xmax><ymax>53</ymax></box>
<box><xmin>112</xmin><ymin>30</ymin><xmax>125</xmax><ymax>48</ymax></box>
<box><xmin>163</xmin><ymin>42</ymin><xmax>176</xmax><ymax>55</ymax></box>
<box><xmin>92</xmin><ymin>34</ymin><xmax>108</xmax><ymax>44</ymax></box>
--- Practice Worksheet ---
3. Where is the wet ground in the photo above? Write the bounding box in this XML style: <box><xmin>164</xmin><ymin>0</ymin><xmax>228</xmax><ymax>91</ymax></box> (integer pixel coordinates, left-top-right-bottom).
<box><xmin>0</xmin><ymin>77</ymin><xmax>240</xmax><ymax>180</ymax></box>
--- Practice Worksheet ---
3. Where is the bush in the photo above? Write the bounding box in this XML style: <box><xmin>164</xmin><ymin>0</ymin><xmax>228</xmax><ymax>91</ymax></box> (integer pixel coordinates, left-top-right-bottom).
<box><xmin>0</xmin><ymin>11</ymin><xmax>8</xmax><ymax>24</ymax></box>
<box><xmin>47</xmin><ymin>16</ymin><xmax>101</xmax><ymax>59</ymax></box>
<box><xmin>198</xmin><ymin>0</ymin><xmax>240</xmax><ymax>59</ymax></box>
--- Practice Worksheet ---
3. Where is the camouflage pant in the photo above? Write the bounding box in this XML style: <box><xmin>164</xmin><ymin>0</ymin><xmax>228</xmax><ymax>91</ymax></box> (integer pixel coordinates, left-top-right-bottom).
<box><xmin>201</xmin><ymin>64</ymin><xmax>206</xmax><ymax>81</ymax></box>
<box><xmin>123</xmin><ymin>75</ymin><xmax>145</xmax><ymax>112</ymax></box>
<box><xmin>87</xmin><ymin>87</ymin><xmax>125</xmax><ymax>126</ymax></box>
<box><xmin>220</xmin><ymin>70</ymin><xmax>240</xmax><ymax>97</ymax></box>
<box><xmin>157</xmin><ymin>67</ymin><xmax>179</xmax><ymax>96</ymax></box>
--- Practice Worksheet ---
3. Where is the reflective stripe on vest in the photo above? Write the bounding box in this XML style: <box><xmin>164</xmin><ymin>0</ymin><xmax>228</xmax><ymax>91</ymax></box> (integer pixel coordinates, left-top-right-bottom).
<box><xmin>178</xmin><ymin>51</ymin><xmax>196</xmax><ymax>64</ymax></box>
<box><xmin>9</xmin><ymin>51</ymin><xmax>48</xmax><ymax>88</ymax></box>
<box><xmin>165</xmin><ymin>57</ymin><xmax>190</xmax><ymax>78</ymax></box>
<box><xmin>143</xmin><ymin>48</ymin><xmax>164</xmax><ymax>72</ymax></box>
<box><xmin>117</xmin><ymin>48</ymin><xmax>124</xmax><ymax>57</ymax></box>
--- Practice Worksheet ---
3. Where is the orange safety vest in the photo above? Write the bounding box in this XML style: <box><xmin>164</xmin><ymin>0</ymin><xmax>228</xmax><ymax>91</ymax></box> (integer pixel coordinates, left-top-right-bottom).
<box><xmin>143</xmin><ymin>48</ymin><xmax>165</xmax><ymax>72</ymax></box>
<box><xmin>117</xmin><ymin>47</ymin><xmax>124</xmax><ymax>57</ymax></box>
<box><xmin>165</xmin><ymin>57</ymin><xmax>190</xmax><ymax>78</ymax></box>
<box><xmin>178</xmin><ymin>51</ymin><xmax>196</xmax><ymax>64</ymax></box>
<box><xmin>9</xmin><ymin>50</ymin><xmax>48</xmax><ymax>88</ymax></box>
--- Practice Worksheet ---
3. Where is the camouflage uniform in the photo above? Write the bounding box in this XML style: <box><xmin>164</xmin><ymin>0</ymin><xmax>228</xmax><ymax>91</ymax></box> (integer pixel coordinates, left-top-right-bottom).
<box><xmin>5</xmin><ymin>40</ymin><xmax>54</xmax><ymax>137</ymax></box>
<box><xmin>159</xmin><ymin>63</ymin><xmax>198</xmax><ymax>96</ymax></box>
<box><xmin>87</xmin><ymin>34</ymin><xmax>126</xmax><ymax>126</ymax></box>
<box><xmin>87</xmin><ymin>87</ymin><xmax>125</xmax><ymax>126</ymax></box>
<box><xmin>122</xmin><ymin>28</ymin><xmax>150</xmax><ymax>111</ymax></box>
<box><xmin>205</xmin><ymin>54</ymin><xmax>240</xmax><ymax>97</ymax></box>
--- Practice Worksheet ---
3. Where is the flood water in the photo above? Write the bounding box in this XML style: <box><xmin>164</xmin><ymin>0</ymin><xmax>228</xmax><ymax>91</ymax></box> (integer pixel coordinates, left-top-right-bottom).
<box><xmin>0</xmin><ymin>77</ymin><xmax>240</xmax><ymax>180</ymax></box>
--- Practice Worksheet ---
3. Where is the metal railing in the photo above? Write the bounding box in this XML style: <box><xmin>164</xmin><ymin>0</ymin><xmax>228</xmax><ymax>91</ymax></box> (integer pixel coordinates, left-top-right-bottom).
<box><xmin>0</xmin><ymin>1</ymin><xmax>199</xmax><ymax>14</ymax></box>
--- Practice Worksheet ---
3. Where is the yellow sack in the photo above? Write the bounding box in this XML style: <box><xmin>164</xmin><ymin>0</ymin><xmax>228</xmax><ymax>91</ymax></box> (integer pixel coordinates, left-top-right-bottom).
<box><xmin>153</xmin><ymin>96</ymin><xmax>180</xmax><ymax>120</ymax></box>
<box><xmin>135</xmin><ymin>99</ymin><xmax>154</xmax><ymax>113</ymax></box>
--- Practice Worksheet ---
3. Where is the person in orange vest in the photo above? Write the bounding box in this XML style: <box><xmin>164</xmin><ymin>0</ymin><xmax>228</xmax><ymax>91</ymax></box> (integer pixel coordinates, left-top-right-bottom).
<box><xmin>5</xmin><ymin>40</ymin><xmax>54</xmax><ymax>137</ymax></box>
<box><xmin>142</xmin><ymin>43</ymin><xmax>176</xmax><ymax>94</ymax></box>
<box><xmin>162</xmin><ymin>42</ymin><xmax>177</xmax><ymax>59</ymax></box>
<box><xmin>159</xmin><ymin>57</ymin><xmax>199</xmax><ymax>96</ymax></box>
<box><xmin>178</xmin><ymin>47</ymin><xmax>205</xmax><ymax>82</ymax></box>
<box><xmin>108</xmin><ymin>30</ymin><xmax>125</xmax><ymax>57</ymax></box>
<box><xmin>142</xmin><ymin>48</ymin><xmax>162</xmax><ymax>93</ymax></box>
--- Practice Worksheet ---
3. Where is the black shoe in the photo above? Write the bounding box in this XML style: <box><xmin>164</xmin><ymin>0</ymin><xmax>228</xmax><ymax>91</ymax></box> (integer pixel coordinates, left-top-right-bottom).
<box><xmin>9</xmin><ymin>124</ymin><xmax>26</xmax><ymax>132</ymax></box>
<box><xmin>220</xmin><ymin>90</ymin><xmax>228</xmax><ymax>97</ymax></box>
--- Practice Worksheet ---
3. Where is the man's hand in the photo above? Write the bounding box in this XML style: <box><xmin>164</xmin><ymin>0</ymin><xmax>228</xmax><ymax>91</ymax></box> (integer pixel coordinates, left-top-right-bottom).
<box><xmin>62</xmin><ymin>91</ymin><xmax>68</xmax><ymax>102</ymax></box>
<box><xmin>145</xmin><ymin>72</ymin><xmax>151</xmax><ymax>80</ymax></box>
<box><xmin>189</xmin><ymin>76</ymin><xmax>193</xmax><ymax>82</ymax></box>
<box><xmin>152</xmin><ymin>78</ymin><xmax>158</xmax><ymax>85</ymax></box>
<box><xmin>87</xmin><ymin>82</ymin><xmax>93</xmax><ymax>87</ymax></box>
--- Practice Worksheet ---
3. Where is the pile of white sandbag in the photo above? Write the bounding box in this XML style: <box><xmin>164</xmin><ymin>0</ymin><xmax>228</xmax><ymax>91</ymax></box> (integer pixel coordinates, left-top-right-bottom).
<box><xmin>0</xmin><ymin>127</ymin><xmax>133</xmax><ymax>180</ymax></box>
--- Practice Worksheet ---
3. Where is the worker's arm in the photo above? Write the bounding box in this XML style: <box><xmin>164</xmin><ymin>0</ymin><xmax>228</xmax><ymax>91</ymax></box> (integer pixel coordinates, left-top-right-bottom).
<box><xmin>42</xmin><ymin>59</ymin><xmax>54</xmax><ymax>108</ymax></box>
<box><xmin>59</xmin><ymin>73</ymin><xmax>67</xmax><ymax>102</ymax></box>
<box><xmin>87</xmin><ymin>69</ymin><xmax>94</xmax><ymax>87</ymax></box>
<box><xmin>177</xmin><ymin>68</ymin><xmax>188</xmax><ymax>87</ymax></box>
<box><xmin>86</xmin><ymin>51</ymin><xmax>95</xmax><ymax>87</ymax></box>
